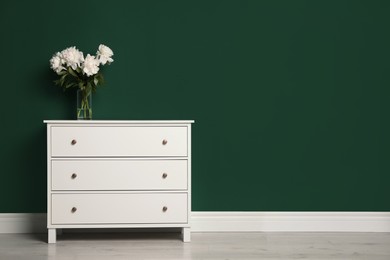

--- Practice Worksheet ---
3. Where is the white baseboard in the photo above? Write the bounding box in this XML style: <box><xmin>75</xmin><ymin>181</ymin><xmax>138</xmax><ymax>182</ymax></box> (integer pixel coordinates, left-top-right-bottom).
<box><xmin>1</xmin><ymin>212</ymin><xmax>389</xmax><ymax>233</ymax></box>
<box><xmin>191</xmin><ymin>212</ymin><xmax>390</xmax><ymax>232</ymax></box>
<box><xmin>0</xmin><ymin>213</ymin><xmax>46</xmax><ymax>233</ymax></box>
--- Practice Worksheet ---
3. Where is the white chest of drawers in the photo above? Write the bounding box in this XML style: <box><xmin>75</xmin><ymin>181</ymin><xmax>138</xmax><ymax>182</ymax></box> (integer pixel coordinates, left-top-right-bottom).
<box><xmin>44</xmin><ymin>120</ymin><xmax>193</xmax><ymax>243</ymax></box>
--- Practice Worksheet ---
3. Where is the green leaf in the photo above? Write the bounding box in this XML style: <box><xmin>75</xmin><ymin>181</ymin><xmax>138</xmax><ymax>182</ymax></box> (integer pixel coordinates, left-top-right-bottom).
<box><xmin>68</xmin><ymin>67</ymin><xmax>78</xmax><ymax>78</ymax></box>
<box><xmin>95</xmin><ymin>73</ymin><xmax>105</xmax><ymax>87</ymax></box>
<box><xmin>86</xmin><ymin>82</ymin><xmax>92</xmax><ymax>95</ymax></box>
<box><xmin>54</xmin><ymin>79</ymin><xmax>60</xmax><ymax>85</ymax></box>
<box><xmin>65</xmin><ymin>82</ymin><xmax>76</xmax><ymax>89</ymax></box>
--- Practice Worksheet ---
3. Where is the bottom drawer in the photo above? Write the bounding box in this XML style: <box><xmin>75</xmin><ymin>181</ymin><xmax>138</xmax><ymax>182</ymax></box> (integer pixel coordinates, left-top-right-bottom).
<box><xmin>51</xmin><ymin>193</ymin><xmax>187</xmax><ymax>224</ymax></box>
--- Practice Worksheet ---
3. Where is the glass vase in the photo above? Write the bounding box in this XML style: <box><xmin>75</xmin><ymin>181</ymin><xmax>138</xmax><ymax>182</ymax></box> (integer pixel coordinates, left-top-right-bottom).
<box><xmin>77</xmin><ymin>89</ymin><xmax>92</xmax><ymax>120</ymax></box>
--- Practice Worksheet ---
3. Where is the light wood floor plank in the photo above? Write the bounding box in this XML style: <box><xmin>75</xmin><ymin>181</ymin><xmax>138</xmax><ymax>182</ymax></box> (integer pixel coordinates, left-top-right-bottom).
<box><xmin>0</xmin><ymin>232</ymin><xmax>389</xmax><ymax>259</ymax></box>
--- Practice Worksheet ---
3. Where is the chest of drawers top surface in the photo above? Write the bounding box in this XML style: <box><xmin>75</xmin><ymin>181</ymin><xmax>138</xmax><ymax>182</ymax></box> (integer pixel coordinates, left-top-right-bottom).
<box><xmin>45</xmin><ymin>121</ymin><xmax>194</xmax><ymax>157</ymax></box>
<box><xmin>44</xmin><ymin>120</ymin><xmax>194</xmax><ymax>124</ymax></box>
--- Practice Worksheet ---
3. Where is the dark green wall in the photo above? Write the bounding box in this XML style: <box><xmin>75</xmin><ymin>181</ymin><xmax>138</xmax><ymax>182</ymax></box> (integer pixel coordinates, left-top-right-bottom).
<box><xmin>0</xmin><ymin>0</ymin><xmax>389</xmax><ymax>213</ymax></box>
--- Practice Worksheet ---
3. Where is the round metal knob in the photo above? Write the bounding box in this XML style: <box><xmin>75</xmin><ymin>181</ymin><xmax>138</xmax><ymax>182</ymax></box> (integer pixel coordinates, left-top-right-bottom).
<box><xmin>162</xmin><ymin>139</ymin><xmax>168</xmax><ymax>145</ymax></box>
<box><xmin>71</xmin><ymin>139</ymin><xmax>77</xmax><ymax>145</ymax></box>
<box><xmin>71</xmin><ymin>173</ymin><xmax>77</xmax><ymax>179</ymax></box>
<box><xmin>71</xmin><ymin>207</ymin><xmax>77</xmax><ymax>213</ymax></box>
<box><xmin>162</xmin><ymin>173</ymin><xmax>168</xmax><ymax>179</ymax></box>
<box><xmin>162</xmin><ymin>206</ymin><xmax>168</xmax><ymax>212</ymax></box>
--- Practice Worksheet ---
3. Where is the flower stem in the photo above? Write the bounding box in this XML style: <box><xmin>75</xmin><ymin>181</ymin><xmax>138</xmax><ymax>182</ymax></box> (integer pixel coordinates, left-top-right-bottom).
<box><xmin>77</xmin><ymin>90</ymin><xmax>92</xmax><ymax>119</ymax></box>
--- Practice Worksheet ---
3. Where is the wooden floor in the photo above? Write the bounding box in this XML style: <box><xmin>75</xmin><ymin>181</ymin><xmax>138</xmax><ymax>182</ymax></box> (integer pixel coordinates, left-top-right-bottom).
<box><xmin>0</xmin><ymin>232</ymin><xmax>389</xmax><ymax>259</ymax></box>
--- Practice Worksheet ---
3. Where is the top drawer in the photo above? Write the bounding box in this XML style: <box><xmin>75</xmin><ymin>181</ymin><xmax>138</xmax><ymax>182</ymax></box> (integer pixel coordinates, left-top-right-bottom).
<box><xmin>50</xmin><ymin>126</ymin><xmax>188</xmax><ymax>157</ymax></box>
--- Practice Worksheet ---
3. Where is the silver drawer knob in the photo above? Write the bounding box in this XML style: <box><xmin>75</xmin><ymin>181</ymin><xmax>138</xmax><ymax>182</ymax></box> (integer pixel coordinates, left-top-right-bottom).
<box><xmin>162</xmin><ymin>173</ymin><xmax>168</xmax><ymax>179</ymax></box>
<box><xmin>162</xmin><ymin>206</ymin><xmax>168</xmax><ymax>212</ymax></box>
<box><xmin>71</xmin><ymin>139</ymin><xmax>77</xmax><ymax>145</ymax></box>
<box><xmin>71</xmin><ymin>207</ymin><xmax>77</xmax><ymax>213</ymax></box>
<box><xmin>162</xmin><ymin>139</ymin><xmax>168</xmax><ymax>145</ymax></box>
<box><xmin>71</xmin><ymin>173</ymin><xmax>77</xmax><ymax>179</ymax></box>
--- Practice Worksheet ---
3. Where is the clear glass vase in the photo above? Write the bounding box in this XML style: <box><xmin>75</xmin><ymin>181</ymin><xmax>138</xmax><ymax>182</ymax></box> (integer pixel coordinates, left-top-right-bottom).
<box><xmin>77</xmin><ymin>89</ymin><xmax>92</xmax><ymax>120</ymax></box>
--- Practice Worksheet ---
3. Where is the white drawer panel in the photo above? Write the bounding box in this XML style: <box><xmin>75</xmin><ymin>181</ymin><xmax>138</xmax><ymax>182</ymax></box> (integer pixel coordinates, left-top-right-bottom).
<box><xmin>51</xmin><ymin>126</ymin><xmax>187</xmax><ymax>157</ymax></box>
<box><xmin>52</xmin><ymin>160</ymin><xmax>187</xmax><ymax>191</ymax></box>
<box><xmin>51</xmin><ymin>193</ymin><xmax>187</xmax><ymax>224</ymax></box>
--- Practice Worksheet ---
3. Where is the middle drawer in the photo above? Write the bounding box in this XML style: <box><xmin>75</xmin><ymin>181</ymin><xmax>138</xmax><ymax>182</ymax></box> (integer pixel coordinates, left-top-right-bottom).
<box><xmin>51</xmin><ymin>160</ymin><xmax>187</xmax><ymax>191</ymax></box>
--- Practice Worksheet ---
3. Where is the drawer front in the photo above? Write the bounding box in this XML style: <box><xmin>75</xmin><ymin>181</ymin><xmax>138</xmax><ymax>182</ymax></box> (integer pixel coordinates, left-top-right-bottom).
<box><xmin>51</xmin><ymin>126</ymin><xmax>187</xmax><ymax>157</ymax></box>
<box><xmin>51</xmin><ymin>193</ymin><xmax>187</xmax><ymax>224</ymax></box>
<box><xmin>52</xmin><ymin>160</ymin><xmax>187</xmax><ymax>191</ymax></box>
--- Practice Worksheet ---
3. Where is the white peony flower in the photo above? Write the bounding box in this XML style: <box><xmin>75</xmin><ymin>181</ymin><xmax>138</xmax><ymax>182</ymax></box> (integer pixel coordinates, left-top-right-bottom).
<box><xmin>50</xmin><ymin>52</ymin><xmax>65</xmax><ymax>74</ymax></box>
<box><xmin>96</xmin><ymin>44</ymin><xmax>114</xmax><ymax>65</ymax></box>
<box><xmin>61</xmin><ymin>46</ymin><xmax>84</xmax><ymax>70</ymax></box>
<box><xmin>82</xmin><ymin>54</ymin><xmax>100</xmax><ymax>76</ymax></box>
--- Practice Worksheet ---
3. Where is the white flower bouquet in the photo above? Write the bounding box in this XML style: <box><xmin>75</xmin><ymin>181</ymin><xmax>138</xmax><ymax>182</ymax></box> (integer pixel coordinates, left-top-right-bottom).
<box><xmin>49</xmin><ymin>44</ymin><xmax>114</xmax><ymax>119</ymax></box>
